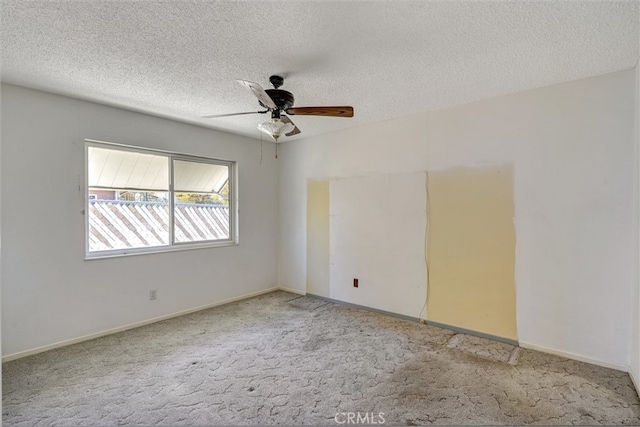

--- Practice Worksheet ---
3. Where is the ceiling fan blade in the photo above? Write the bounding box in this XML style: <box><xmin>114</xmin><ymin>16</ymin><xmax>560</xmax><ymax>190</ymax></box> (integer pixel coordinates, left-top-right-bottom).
<box><xmin>237</xmin><ymin>79</ymin><xmax>277</xmax><ymax>110</ymax></box>
<box><xmin>281</xmin><ymin>115</ymin><xmax>301</xmax><ymax>136</ymax></box>
<box><xmin>202</xmin><ymin>110</ymin><xmax>268</xmax><ymax>119</ymax></box>
<box><xmin>286</xmin><ymin>106</ymin><xmax>354</xmax><ymax>118</ymax></box>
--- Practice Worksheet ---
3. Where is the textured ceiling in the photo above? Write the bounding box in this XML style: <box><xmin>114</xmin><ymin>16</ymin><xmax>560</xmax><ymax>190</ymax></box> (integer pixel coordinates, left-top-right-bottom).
<box><xmin>1</xmin><ymin>1</ymin><xmax>638</xmax><ymax>142</ymax></box>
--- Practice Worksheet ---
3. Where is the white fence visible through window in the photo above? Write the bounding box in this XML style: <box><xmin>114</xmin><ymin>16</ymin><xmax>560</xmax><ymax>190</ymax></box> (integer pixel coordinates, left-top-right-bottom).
<box><xmin>88</xmin><ymin>200</ymin><xmax>230</xmax><ymax>252</ymax></box>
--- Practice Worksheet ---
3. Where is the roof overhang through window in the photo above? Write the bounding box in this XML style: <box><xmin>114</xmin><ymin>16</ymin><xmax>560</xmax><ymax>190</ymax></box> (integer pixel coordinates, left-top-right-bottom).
<box><xmin>174</xmin><ymin>159</ymin><xmax>228</xmax><ymax>194</ymax></box>
<box><xmin>88</xmin><ymin>147</ymin><xmax>168</xmax><ymax>191</ymax></box>
<box><xmin>88</xmin><ymin>146</ymin><xmax>228</xmax><ymax>193</ymax></box>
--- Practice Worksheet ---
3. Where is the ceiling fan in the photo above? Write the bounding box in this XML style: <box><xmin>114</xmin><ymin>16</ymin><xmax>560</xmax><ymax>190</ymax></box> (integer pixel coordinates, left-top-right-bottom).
<box><xmin>203</xmin><ymin>75</ymin><xmax>354</xmax><ymax>141</ymax></box>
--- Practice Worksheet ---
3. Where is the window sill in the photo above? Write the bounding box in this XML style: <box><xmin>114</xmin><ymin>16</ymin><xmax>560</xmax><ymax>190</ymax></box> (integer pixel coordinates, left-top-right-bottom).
<box><xmin>84</xmin><ymin>240</ymin><xmax>239</xmax><ymax>261</ymax></box>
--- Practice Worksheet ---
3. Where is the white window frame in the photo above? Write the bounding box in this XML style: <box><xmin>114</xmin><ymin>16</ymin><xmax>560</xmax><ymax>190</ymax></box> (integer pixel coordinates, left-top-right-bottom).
<box><xmin>85</xmin><ymin>139</ymin><xmax>238</xmax><ymax>259</ymax></box>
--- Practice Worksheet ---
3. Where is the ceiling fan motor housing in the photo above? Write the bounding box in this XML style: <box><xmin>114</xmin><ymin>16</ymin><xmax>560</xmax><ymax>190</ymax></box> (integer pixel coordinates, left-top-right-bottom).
<box><xmin>263</xmin><ymin>89</ymin><xmax>294</xmax><ymax>111</ymax></box>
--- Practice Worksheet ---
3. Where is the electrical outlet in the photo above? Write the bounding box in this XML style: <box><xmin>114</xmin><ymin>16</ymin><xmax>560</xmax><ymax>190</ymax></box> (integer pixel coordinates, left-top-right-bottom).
<box><xmin>353</xmin><ymin>278</ymin><xmax>359</xmax><ymax>288</ymax></box>
<box><xmin>150</xmin><ymin>290</ymin><xmax>157</xmax><ymax>300</ymax></box>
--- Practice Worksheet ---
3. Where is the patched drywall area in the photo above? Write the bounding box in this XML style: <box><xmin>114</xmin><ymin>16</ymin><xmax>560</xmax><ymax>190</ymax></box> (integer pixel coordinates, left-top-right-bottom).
<box><xmin>426</xmin><ymin>165</ymin><xmax>517</xmax><ymax>340</ymax></box>
<box><xmin>283</xmin><ymin>70</ymin><xmax>634</xmax><ymax>368</ymax></box>
<box><xmin>306</xmin><ymin>180</ymin><xmax>330</xmax><ymax>297</ymax></box>
<box><xmin>328</xmin><ymin>172</ymin><xmax>427</xmax><ymax>317</ymax></box>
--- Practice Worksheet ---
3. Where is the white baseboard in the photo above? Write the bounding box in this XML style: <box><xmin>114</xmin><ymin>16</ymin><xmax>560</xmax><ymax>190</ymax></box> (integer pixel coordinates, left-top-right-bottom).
<box><xmin>630</xmin><ymin>365</ymin><xmax>640</xmax><ymax>397</ymax></box>
<box><xmin>2</xmin><ymin>287</ymin><xmax>279</xmax><ymax>362</ymax></box>
<box><xmin>277</xmin><ymin>286</ymin><xmax>306</xmax><ymax>295</ymax></box>
<box><xmin>519</xmin><ymin>341</ymin><xmax>627</xmax><ymax>372</ymax></box>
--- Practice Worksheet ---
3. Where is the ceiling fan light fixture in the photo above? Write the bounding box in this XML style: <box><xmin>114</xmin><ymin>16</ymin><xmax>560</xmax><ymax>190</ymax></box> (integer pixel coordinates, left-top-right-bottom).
<box><xmin>257</xmin><ymin>118</ymin><xmax>295</xmax><ymax>141</ymax></box>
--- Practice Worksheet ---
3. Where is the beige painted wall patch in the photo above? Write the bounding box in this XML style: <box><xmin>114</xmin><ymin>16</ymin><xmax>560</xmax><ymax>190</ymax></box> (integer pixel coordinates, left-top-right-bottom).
<box><xmin>426</xmin><ymin>165</ymin><xmax>517</xmax><ymax>340</ymax></box>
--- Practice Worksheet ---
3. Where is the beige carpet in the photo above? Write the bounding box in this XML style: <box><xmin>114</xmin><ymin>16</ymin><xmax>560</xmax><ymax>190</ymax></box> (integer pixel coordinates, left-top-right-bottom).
<box><xmin>2</xmin><ymin>291</ymin><xmax>639</xmax><ymax>425</ymax></box>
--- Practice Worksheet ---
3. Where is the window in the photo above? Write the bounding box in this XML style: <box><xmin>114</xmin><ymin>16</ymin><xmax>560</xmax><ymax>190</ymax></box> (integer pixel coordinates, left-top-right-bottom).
<box><xmin>86</xmin><ymin>141</ymin><xmax>236</xmax><ymax>257</ymax></box>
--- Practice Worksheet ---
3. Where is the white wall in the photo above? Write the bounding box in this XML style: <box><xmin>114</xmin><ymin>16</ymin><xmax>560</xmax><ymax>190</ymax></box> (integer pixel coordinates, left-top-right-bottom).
<box><xmin>279</xmin><ymin>69</ymin><xmax>636</xmax><ymax>369</ymax></box>
<box><xmin>1</xmin><ymin>84</ymin><xmax>279</xmax><ymax>357</ymax></box>
<box><xmin>632</xmin><ymin>63</ymin><xmax>640</xmax><ymax>391</ymax></box>
<box><xmin>0</xmin><ymin>82</ymin><xmax>3</xmax><ymax>424</ymax></box>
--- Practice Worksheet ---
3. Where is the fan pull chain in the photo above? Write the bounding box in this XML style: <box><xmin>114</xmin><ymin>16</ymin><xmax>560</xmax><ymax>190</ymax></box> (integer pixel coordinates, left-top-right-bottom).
<box><xmin>259</xmin><ymin>136</ymin><xmax>263</xmax><ymax>165</ymax></box>
<box><xmin>275</xmin><ymin>143</ymin><xmax>278</xmax><ymax>159</ymax></box>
